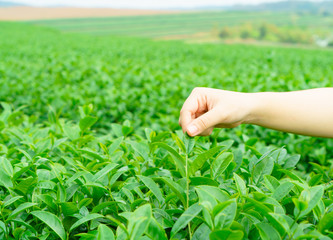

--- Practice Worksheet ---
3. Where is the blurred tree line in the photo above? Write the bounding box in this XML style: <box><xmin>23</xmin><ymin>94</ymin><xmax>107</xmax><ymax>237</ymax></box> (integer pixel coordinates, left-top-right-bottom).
<box><xmin>218</xmin><ymin>22</ymin><xmax>331</xmax><ymax>46</ymax></box>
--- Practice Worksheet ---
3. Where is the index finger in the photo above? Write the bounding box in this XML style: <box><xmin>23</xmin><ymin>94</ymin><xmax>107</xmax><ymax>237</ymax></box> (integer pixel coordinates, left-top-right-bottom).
<box><xmin>179</xmin><ymin>91</ymin><xmax>199</xmax><ymax>132</ymax></box>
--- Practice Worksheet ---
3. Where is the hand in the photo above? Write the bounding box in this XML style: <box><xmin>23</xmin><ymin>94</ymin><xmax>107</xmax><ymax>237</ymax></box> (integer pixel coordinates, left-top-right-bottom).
<box><xmin>179</xmin><ymin>87</ymin><xmax>255</xmax><ymax>136</ymax></box>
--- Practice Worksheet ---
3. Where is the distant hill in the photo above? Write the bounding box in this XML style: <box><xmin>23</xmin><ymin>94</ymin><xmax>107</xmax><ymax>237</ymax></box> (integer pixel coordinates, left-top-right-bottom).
<box><xmin>231</xmin><ymin>1</ymin><xmax>333</xmax><ymax>13</ymax></box>
<box><xmin>0</xmin><ymin>1</ymin><xmax>26</xmax><ymax>7</ymax></box>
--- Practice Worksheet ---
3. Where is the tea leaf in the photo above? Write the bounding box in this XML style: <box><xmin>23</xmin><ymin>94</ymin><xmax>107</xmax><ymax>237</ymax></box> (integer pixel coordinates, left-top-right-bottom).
<box><xmin>127</xmin><ymin>204</ymin><xmax>152</xmax><ymax>240</ymax></box>
<box><xmin>170</xmin><ymin>203</ymin><xmax>202</xmax><ymax>237</ymax></box>
<box><xmin>146</xmin><ymin>218</ymin><xmax>168</xmax><ymax>240</ymax></box>
<box><xmin>209</xmin><ymin>229</ymin><xmax>244</xmax><ymax>240</ymax></box>
<box><xmin>190</xmin><ymin>177</ymin><xmax>219</xmax><ymax>187</ymax></box>
<box><xmin>195</xmin><ymin>186</ymin><xmax>229</xmax><ymax>211</ymax></box>
<box><xmin>299</xmin><ymin>185</ymin><xmax>324</xmax><ymax>217</ymax></box>
<box><xmin>253</xmin><ymin>156</ymin><xmax>274</xmax><ymax>184</ymax></box>
<box><xmin>157</xmin><ymin>177</ymin><xmax>186</xmax><ymax>207</ymax></box>
<box><xmin>9</xmin><ymin>202</ymin><xmax>37</xmax><ymax>220</ymax></box>
<box><xmin>92</xmin><ymin>163</ymin><xmax>118</xmax><ymax>182</ymax></box>
<box><xmin>151</xmin><ymin>142</ymin><xmax>186</xmax><ymax>177</ymax></box>
<box><xmin>79</xmin><ymin>116</ymin><xmax>98</xmax><ymax>132</ymax></box>
<box><xmin>190</xmin><ymin>146</ymin><xmax>222</xmax><ymax>176</ymax></box>
<box><xmin>212</xmin><ymin>152</ymin><xmax>234</xmax><ymax>179</ymax></box>
<box><xmin>192</xmin><ymin>223</ymin><xmax>211</xmax><ymax>240</ymax></box>
<box><xmin>138</xmin><ymin>175</ymin><xmax>164</xmax><ymax>204</ymax></box>
<box><xmin>272</xmin><ymin>182</ymin><xmax>294</xmax><ymax>201</ymax></box>
<box><xmin>233</xmin><ymin>173</ymin><xmax>247</xmax><ymax>196</ymax></box>
<box><xmin>97</xmin><ymin>224</ymin><xmax>115</xmax><ymax>240</ymax></box>
<box><xmin>69</xmin><ymin>213</ymin><xmax>103</xmax><ymax>232</ymax></box>
<box><xmin>256</xmin><ymin>222</ymin><xmax>281</xmax><ymax>240</ymax></box>
<box><xmin>3</xmin><ymin>196</ymin><xmax>23</xmax><ymax>207</ymax></box>
<box><xmin>31</xmin><ymin>211</ymin><xmax>66</xmax><ymax>240</ymax></box>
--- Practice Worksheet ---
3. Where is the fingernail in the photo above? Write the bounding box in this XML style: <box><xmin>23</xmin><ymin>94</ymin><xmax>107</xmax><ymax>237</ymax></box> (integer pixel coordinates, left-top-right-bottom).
<box><xmin>187</xmin><ymin>125</ymin><xmax>198</xmax><ymax>135</ymax></box>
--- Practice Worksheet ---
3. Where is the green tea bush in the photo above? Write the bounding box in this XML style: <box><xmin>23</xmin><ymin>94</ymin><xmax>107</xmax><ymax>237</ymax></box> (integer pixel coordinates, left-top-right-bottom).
<box><xmin>0</xmin><ymin>22</ymin><xmax>333</xmax><ymax>239</ymax></box>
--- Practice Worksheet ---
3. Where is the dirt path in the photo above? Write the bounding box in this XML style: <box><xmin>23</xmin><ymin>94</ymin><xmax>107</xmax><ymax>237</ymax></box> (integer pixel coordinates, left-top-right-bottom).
<box><xmin>0</xmin><ymin>7</ymin><xmax>179</xmax><ymax>21</ymax></box>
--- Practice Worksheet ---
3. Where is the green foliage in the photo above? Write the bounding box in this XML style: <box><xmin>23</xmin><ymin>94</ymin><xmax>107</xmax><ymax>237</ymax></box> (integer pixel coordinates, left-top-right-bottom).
<box><xmin>30</xmin><ymin>211</ymin><xmax>66</xmax><ymax>240</ymax></box>
<box><xmin>218</xmin><ymin>22</ymin><xmax>316</xmax><ymax>44</ymax></box>
<box><xmin>0</xmin><ymin>22</ymin><xmax>332</xmax><ymax>240</ymax></box>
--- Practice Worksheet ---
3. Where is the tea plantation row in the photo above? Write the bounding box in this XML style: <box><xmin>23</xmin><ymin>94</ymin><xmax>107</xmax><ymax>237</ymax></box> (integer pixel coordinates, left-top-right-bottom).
<box><xmin>29</xmin><ymin>11</ymin><xmax>332</xmax><ymax>38</ymax></box>
<box><xmin>0</xmin><ymin>22</ymin><xmax>333</xmax><ymax>239</ymax></box>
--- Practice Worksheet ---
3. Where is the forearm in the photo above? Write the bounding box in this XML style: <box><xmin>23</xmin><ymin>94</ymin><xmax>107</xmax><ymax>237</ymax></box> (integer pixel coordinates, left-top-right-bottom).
<box><xmin>246</xmin><ymin>88</ymin><xmax>333</xmax><ymax>138</ymax></box>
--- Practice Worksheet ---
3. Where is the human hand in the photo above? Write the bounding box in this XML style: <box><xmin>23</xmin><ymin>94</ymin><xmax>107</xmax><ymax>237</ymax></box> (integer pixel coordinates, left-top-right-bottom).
<box><xmin>179</xmin><ymin>87</ymin><xmax>256</xmax><ymax>136</ymax></box>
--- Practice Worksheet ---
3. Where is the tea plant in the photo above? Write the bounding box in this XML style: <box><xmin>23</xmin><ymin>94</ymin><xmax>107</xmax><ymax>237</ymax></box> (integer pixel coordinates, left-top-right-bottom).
<box><xmin>0</xmin><ymin>22</ymin><xmax>333</xmax><ymax>239</ymax></box>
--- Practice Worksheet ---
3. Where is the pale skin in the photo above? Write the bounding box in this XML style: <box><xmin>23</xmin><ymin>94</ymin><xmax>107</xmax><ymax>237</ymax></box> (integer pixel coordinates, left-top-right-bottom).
<box><xmin>179</xmin><ymin>87</ymin><xmax>333</xmax><ymax>138</ymax></box>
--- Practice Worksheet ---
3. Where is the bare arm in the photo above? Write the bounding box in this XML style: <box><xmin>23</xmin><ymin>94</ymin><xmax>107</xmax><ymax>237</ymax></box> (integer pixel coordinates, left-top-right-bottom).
<box><xmin>248</xmin><ymin>88</ymin><xmax>333</xmax><ymax>138</ymax></box>
<box><xmin>179</xmin><ymin>87</ymin><xmax>333</xmax><ymax>138</ymax></box>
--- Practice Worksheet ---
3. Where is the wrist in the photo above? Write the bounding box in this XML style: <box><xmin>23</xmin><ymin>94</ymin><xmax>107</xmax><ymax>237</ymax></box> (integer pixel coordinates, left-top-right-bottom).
<box><xmin>242</xmin><ymin>92</ymin><xmax>268</xmax><ymax>125</ymax></box>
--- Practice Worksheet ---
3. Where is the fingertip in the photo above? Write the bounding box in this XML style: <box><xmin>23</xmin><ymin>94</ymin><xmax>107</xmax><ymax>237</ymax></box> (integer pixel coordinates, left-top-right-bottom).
<box><xmin>187</xmin><ymin>124</ymin><xmax>198</xmax><ymax>136</ymax></box>
<box><xmin>180</xmin><ymin>110</ymin><xmax>193</xmax><ymax>130</ymax></box>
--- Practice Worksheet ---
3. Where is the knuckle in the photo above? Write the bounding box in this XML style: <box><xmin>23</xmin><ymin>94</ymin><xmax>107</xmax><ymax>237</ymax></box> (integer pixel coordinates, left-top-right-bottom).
<box><xmin>197</xmin><ymin>116</ymin><xmax>208</xmax><ymax>130</ymax></box>
<box><xmin>192</xmin><ymin>87</ymin><xmax>202</xmax><ymax>94</ymax></box>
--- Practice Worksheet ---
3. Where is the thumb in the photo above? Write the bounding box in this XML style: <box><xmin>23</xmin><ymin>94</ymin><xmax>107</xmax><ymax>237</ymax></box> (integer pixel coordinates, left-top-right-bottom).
<box><xmin>186</xmin><ymin>109</ymin><xmax>219</xmax><ymax>136</ymax></box>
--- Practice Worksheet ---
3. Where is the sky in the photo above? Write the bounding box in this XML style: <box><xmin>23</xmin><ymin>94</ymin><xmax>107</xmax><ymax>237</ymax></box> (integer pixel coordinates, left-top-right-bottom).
<box><xmin>5</xmin><ymin>0</ymin><xmax>327</xmax><ymax>9</ymax></box>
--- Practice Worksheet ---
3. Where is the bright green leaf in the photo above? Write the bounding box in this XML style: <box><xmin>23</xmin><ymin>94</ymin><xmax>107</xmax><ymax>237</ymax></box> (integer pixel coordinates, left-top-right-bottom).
<box><xmin>31</xmin><ymin>211</ymin><xmax>66</xmax><ymax>240</ymax></box>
